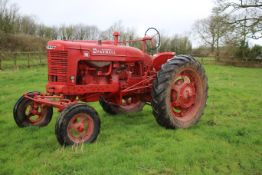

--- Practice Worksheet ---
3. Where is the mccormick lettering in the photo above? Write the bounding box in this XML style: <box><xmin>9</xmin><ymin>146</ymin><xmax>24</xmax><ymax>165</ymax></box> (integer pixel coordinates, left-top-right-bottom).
<box><xmin>92</xmin><ymin>48</ymin><xmax>116</xmax><ymax>55</ymax></box>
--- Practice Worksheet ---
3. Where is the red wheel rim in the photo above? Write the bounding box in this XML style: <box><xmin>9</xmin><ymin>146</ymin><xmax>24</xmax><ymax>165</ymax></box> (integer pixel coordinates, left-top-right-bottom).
<box><xmin>169</xmin><ymin>67</ymin><xmax>204</xmax><ymax>121</ymax></box>
<box><xmin>24</xmin><ymin>102</ymin><xmax>47</xmax><ymax>125</ymax></box>
<box><xmin>67</xmin><ymin>113</ymin><xmax>94</xmax><ymax>144</ymax></box>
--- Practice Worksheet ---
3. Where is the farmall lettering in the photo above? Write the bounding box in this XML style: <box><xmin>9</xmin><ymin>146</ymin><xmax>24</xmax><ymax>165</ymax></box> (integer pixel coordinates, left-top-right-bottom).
<box><xmin>92</xmin><ymin>48</ymin><xmax>116</xmax><ymax>55</ymax></box>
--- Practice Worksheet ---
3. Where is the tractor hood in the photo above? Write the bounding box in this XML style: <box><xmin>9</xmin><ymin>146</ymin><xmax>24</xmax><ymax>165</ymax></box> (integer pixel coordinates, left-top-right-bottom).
<box><xmin>47</xmin><ymin>40</ymin><xmax>145</xmax><ymax>58</ymax></box>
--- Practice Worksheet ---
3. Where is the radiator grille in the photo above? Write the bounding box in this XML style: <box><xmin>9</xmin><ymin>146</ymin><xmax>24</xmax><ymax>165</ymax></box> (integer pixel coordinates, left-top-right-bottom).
<box><xmin>48</xmin><ymin>50</ymin><xmax>68</xmax><ymax>82</ymax></box>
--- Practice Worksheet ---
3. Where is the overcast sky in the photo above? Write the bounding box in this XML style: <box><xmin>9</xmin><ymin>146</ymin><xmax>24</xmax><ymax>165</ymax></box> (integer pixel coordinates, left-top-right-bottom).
<box><xmin>11</xmin><ymin>0</ymin><xmax>213</xmax><ymax>34</ymax></box>
<box><xmin>10</xmin><ymin>0</ymin><xmax>261</xmax><ymax>46</ymax></box>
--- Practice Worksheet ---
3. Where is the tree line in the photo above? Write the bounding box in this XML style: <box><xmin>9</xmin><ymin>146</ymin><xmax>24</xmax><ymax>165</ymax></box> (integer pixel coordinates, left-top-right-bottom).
<box><xmin>0</xmin><ymin>0</ymin><xmax>191</xmax><ymax>53</ymax></box>
<box><xmin>0</xmin><ymin>0</ymin><xmax>261</xmax><ymax>60</ymax></box>
<box><xmin>0</xmin><ymin>0</ymin><xmax>101</xmax><ymax>40</ymax></box>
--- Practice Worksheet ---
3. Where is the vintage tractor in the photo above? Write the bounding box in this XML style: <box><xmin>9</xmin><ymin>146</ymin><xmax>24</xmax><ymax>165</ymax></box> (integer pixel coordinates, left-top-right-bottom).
<box><xmin>13</xmin><ymin>28</ymin><xmax>208</xmax><ymax>146</ymax></box>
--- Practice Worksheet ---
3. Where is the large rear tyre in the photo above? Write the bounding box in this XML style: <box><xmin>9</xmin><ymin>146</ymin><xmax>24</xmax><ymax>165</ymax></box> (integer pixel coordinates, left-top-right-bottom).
<box><xmin>55</xmin><ymin>103</ymin><xmax>100</xmax><ymax>146</ymax></box>
<box><xmin>13</xmin><ymin>92</ymin><xmax>53</xmax><ymax>127</ymax></box>
<box><xmin>152</xmin><ymin>55</ymin><xmax>208</xmax><ymax>128</ymax></box>
<box><xmin>99</xmin><ymin>97</ymin><xmax>145</xmax><ymax>115</ymax></box>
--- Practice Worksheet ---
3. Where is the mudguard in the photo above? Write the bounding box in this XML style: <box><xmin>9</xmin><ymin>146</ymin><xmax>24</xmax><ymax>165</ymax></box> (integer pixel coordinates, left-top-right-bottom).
<box><xmin>153</xmin><ymin>52</ymin><xmax>175</xmax><ymax>71</ymax></box>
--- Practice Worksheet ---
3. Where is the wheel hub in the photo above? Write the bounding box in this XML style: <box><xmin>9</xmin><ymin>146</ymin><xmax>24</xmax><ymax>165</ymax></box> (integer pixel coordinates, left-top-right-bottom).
<box><xmin>170</xmin><ymin>73</ymin><xmax>198</xmax><ymax>117</ymax></box>
<box><xmin>179</xmin><ymin>84</ymin><xmax>196</xmax><ymax>108</ymax></box>
<box><xmin>25</xmin><ymin>103</ymin><xmax>45</xmax><ymax>124</ymax></box>
<box><xmin>77</xmin><ymin>124</ymin><xmax>84</xmax><ymax>132</ymax></box>
<box><xmin>67</xmin><ymin>113</ymin><xmax>94</xmax><ymax>143</ymax></box>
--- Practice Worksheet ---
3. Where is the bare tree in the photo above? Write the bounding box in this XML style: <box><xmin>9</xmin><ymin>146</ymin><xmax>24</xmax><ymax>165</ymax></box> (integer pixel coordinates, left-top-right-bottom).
<box><xmin>193</xmin><ymin>18</ymin><xmax>216</xmax><ymax>53</ymax></box>
<box><xmin>217</xmin><ymin>0</ymin><xmax>262</xmax><ymax>39</ymax></box>
<box><xmin>193</xmin><ymin>8</ymin><xmax>232</xmax><ymax>58</ymax></box>
<box><xmin>159</xmin><ymin>35</ymin><xmax>192</xmax><ymax>54</ymax></box>
<box><xmin>18</xmin><ymin>15</ymin><xmax>37</xmax><ymax>35</ymax></box>
<box><xmin>0</xmin><ymin>0</ymin><xmax>19</xmax><ymax>33</ymax></box>
<box><xmin>85</xmin><ymin>25</ymin><xmax>100</xmax><ymax>40</ymax></box>
<box><xmin>57</xmin><ymin>24</ymin><xmax>100</xmax><ymax>40</ymax></box>
<box><xmin>58</xmin><ymin>25</ymin><xmax>75</xmax><ymax>40</ymax></box>
<box><xmin>74</xmin><ymin>24</ymin><xmax>86</xmax><ymax>40</ymax></box>
<box><xmin>100</xmin><ymin>21</ymin><xmax>124</xmax><ymax>40</ymax></box>
<box><xmin>36</xmin><ymin>25</ymin><xmax>58</xmax><ymax>39</ymax></box>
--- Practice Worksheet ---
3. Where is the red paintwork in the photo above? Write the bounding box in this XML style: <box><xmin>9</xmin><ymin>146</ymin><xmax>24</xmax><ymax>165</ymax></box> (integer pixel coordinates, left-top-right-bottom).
<box><xmin>24</xmin><ymin>32</ymin><xmax>177</xmax><ymax>110</ymax></box>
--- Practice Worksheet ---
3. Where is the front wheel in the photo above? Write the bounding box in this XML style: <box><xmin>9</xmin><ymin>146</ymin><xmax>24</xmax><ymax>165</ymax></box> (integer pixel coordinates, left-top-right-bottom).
<box><xmin>13</xmin><ymin>92</ymin><xmax>53</xmax><ymax>127</ymax></box>
<box><xmin>152</xmin><ymin>55</ymin><xmax>208</xmax><ymax>128</ymax></box>
<box><xmin>55</xmin><ymin>103</ymin><xmax>100</xmax><ymax>146</ymax></box>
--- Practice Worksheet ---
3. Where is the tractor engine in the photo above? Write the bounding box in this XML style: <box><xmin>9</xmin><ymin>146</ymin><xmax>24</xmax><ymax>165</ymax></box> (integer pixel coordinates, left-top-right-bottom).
<box><xmin>76</xmin><ymin>60</ymin><xmax>143</xmax><ymax>87</ymax></box>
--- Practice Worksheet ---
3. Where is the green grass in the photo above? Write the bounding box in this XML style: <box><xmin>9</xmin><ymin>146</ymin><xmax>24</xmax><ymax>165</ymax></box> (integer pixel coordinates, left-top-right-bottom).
<box><xmin>0</xmin><ymin>65</ymin><xmax>261</xmax><ymax>175</ymax></box>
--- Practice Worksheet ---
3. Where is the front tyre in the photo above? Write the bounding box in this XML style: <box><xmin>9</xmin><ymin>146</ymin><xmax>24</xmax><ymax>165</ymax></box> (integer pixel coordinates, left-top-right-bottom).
<box><xmin>13</xmin><ymin>92</ymin><xmax>53</xmax><ymax>127</ymax></box>
<box><xmin>152</xmin><ymin>55</ymin><xmax>208</xmax><ymax>128</ymax></box>
<box><xmin>55</xmin><ymin>103</ymin><xmax>100</xmax><ymax>146</ymax></box>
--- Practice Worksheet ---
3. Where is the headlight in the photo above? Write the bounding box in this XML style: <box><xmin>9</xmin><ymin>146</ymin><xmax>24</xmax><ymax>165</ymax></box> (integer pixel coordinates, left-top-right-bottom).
<box><xmin>46</xmin><ymin>45</ymin><xmax>57</xmax><ymax>50</ymax></box>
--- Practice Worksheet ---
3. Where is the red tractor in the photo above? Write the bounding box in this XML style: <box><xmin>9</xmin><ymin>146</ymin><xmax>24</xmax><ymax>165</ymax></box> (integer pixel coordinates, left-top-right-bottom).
<box><xmin>13</xmin><ymin>28</ymin><xmax>208</xmax><ymax>146</ymax></box>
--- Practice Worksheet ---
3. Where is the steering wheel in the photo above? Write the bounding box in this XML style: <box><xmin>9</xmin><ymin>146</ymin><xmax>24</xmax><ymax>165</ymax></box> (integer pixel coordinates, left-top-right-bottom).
<box><xmin>144</xmin><ymin>27</ymin><xmax>161</xmax><ymax>50</ymax></box>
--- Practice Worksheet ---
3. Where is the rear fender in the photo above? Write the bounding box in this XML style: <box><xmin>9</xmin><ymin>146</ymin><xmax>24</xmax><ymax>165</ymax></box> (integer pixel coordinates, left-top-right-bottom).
<box><xmin>153</xmin><ymin>52</ymin><xmax>175</xmax><ymax>71</ymax></box>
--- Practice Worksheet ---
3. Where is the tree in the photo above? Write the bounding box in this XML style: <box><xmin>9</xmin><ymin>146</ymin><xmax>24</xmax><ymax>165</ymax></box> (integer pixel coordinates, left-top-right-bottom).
<box><xmin>249</xmin><ymin>44</ymin><xmax>262</xmax><ymax>59</ymax></box>
<box><xmin>216</xmin><ymin>0</ymin><xmax>262</xmax><ymax>39</ymax></box>
<box><xmin>74</xmin><ymin>24</ymin><xmax>86</xmax><ymax>40</ymax></box>
<box><xmin>159</xmin><ymin>35</ymin><xmax>192</xmax><ymax>54</ymax></box>
<box><xmin>193</xmin><ymin>8</ymin><xmax>232</xmax><ymax>58</ymax></box>
<box><xmin>18</xmin><ymin>15</ymin><xmax>37</xmax><ymax>35</ymax></box>
<box><xmin>36</xmin><ymin>25</ymin><xmax>58</xmax><ymax>39</ymax></box>
<box><xmin>193</xmin><ymin>18</ymin><xmax>216</xmax><ymax>53</ymax></box>
<box><xmin>84</xmin><ymin>25</ymin><xmax>100</xmax><ymax>40</ymax></box>
<box><xmin>59</xmin><ymin>25</ymin><xmax>75</xmax><ymax>40</ymax></box>
<box><xmin>0</xmin><ymin>0</ymin><xmax>19</xmax><ymax>33</ymax></box>
<box><xmin>100</xmin><ymin>21</ymin><xmax>124</xmax><ymax>40</ymax></box>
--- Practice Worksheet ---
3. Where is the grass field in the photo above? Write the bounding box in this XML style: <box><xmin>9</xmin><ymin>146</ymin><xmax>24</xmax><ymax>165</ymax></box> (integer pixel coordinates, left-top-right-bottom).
<box><xmin>0</xmin><ymin>64</ymin><xmax>261</xmax><ymax>175</ymax></box>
